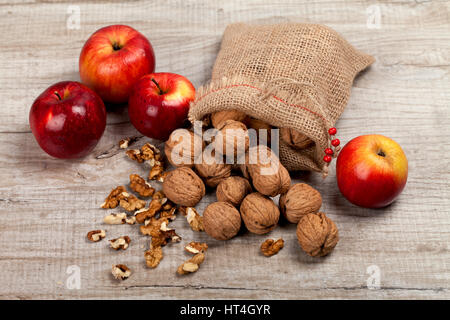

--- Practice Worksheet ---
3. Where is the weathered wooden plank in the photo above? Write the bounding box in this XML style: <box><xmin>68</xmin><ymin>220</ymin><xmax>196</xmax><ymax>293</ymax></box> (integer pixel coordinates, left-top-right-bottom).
<box><xmin>0</xmin><ymin>0</ymin><xmax>449</xmax><ymax>299</ymax></box>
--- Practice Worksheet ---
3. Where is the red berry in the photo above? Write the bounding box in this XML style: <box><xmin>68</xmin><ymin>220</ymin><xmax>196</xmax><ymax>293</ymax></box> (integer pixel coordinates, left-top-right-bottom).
<box><xmin>331</xmin><ymin>139</ymin><xmax>340</xmax><ymax>147</ymax></box>
<box><xmin>323</xmin><ymin>155</ymin><xmax>332</xmax><ymax>163</ymax></box>
<box><xmin>325</xmin><ymin>148</ymin><xmax>334</xmax><ymax>155</ymax></box>
<box><xmin>328</xmin><ymin>127</ymin><xmax>337</xmax><ymax>135</ymax></box>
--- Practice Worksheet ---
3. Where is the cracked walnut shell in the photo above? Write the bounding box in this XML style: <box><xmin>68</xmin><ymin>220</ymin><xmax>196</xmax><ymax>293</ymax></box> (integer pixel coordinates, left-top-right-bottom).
<box><xmin>280</xmin><ymin>128</ymin><xmax>314</xmax><ymax>150</ymax></box>
<box><xmin>203</xmin><ymin>202</ymin><xmax>241</xmax><ymax>240</ymax></box>
<box><xmin>216</xmin><ymin>176</ymin><xmax>252</xmax><ymax>206</ymax></box>
<box><xmin>296</xmin><ymin>212</ymin><xmax>339</xmax><ymax>257</ymax></box>
<box><xmin>164</xmin><ymin>129</ymin><xmax>204</xmax><ymax>168</ymax></box>
<box><xmin>162</xmin><ymin>167</ymin><xmax>205</xmax><ymax>207</ymax></box>
<box><xmin>279</xmin><ymin>183</ymin><xmax>322</xmax><ymax>223</ymax></box>
<box><xmin>240</xmin><ymin>192</ymin><xmax>280</xmax><ymax>235</ymax></box>
<box><xmin>194</xmin><ymin>149</ymin><xmax>231</xmax><ymax>188</ymax></box>
<box><xmin>245</xmin><ymin>145</ymin><xmax>291</xmax><ymax>197</ymax></box>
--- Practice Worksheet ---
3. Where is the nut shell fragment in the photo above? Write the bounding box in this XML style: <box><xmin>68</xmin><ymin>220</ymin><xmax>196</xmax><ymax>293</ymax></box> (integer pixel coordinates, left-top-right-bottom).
<box><xmin>296</xmin><ymin>212</ymin><xmax>339</xmax><ymax>257</ymax></box>
<box><xmin>279</xmin><ymin>183</ymin><xmax>322</xmax><ymax>223</ymax></box>
<box><xmin>240</xmin><ymin>192</ymin><xmax>280</xmax><ymax>234</ymax></box>
<box><xmin>162</xmin><ymin>167</ymin><xmax>205</xmax><ymax>207</ymax></box>
<box><xmin>203</xmin><ymin>202</ymin><xmax>241</xmax><ymax>240</ymax></box>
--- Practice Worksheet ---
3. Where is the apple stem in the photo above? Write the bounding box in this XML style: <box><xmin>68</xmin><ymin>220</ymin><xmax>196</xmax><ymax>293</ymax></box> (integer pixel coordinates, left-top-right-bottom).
<box><xmin>54</xmin><ymin>92</ymin><xmax>62</xmax><ymax>101</ymax></box>
<box><xmin>151</xmin><ymin>78</ymin><xmax>164</xmax><ymax>95</ymax></box>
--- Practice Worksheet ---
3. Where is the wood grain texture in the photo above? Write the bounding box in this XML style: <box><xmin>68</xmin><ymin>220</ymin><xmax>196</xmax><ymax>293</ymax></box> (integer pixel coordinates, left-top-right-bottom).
<box><xmin>0</xmin><ymin>0</ymin><xmax>449</xmax><ymax>300</ymax></box>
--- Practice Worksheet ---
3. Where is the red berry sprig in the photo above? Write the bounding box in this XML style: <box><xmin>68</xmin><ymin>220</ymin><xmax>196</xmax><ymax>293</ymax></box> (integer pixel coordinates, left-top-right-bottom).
<box><xmin>323</xmin><ymin>127</ymin><xmax>341</xmax><ymax>163</ymax></box>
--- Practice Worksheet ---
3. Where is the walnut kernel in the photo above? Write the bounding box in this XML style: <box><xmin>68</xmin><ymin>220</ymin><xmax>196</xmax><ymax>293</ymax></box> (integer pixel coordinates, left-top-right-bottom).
<box><xmin>109</xmin><ymin>236</ymin><xmax>131</xmax><ymax>250</ymax></box>
<box><xmin>177</xmin><ymin>253</ymin><xmax>205</xmax><ymax>275</ymax></box>
<box><xmin>87</xmin><ymin>230</ymin><xmax>106</xmax><ymax>242</ymax></box>
<box><xmin>260</xmin><ymin>238</ymin><xmax>284</xmax><ymax>257</ymax></box>
<box><xmin>111</xmin><ymin>264</ymin><xmax>131</xmax><ymax>280</ymax></box>
<box><xmin>129</xmin><ymin>174</ymin><xmax>154</xmax><ymax>197</ymax></box>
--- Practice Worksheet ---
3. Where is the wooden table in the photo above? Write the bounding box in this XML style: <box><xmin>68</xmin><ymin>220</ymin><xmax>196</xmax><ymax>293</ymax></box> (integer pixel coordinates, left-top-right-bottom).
<box><xmin>0</xmin><ymin>0</ymin><xmax>449</xmax><ymax>300</ymax></box>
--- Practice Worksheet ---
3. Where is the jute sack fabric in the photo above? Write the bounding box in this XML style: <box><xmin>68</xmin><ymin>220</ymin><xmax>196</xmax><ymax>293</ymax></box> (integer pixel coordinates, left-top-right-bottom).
<box><xmin>189</xmin><ymin>23</ymin><xmax>374</xmax><ymax>174</ymax></box>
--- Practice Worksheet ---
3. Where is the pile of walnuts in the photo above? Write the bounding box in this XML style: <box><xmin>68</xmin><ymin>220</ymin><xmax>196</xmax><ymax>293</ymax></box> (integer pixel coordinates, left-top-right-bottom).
<box><xmin>88</xmin><ymin>110</ymin><xmax>340</xmax><ymax>280</ymax></box>
<box><xmin>163</xmin><ymin>110</ymin><xmax>339</xmax><ymax>256</ymax></box>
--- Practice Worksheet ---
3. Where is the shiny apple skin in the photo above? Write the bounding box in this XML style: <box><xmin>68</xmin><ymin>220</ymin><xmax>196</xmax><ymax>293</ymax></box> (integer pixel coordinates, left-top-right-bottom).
<box><xmin>29</xmin><ymin>81</ymin><xmax>107</xmax><ymax>159</ymax></box>
<box><xmin>336</xmin><ymin>134</ymin><xmax>408</xmax><ymax>208</ymax></box>
<box><xmin>128</xmin><ymin>73</ymin><xmax>195</xmax><ymax>141</ymax></box>
<box><xmin>79</xmin><ymin>25</ymin><xmax>155</xmax><ymax>104</ymax></box>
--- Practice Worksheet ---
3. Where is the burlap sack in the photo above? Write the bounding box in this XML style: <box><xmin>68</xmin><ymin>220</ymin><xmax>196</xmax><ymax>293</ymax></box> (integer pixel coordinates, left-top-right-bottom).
<box><xmin>188</xmin><ymin>23</ymin><xmax>374</xmax><ymax>173</ymax></box>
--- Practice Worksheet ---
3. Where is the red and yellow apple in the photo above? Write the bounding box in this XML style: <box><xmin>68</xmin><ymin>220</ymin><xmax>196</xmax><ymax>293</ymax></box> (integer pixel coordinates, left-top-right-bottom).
<box><xmin>29</xmin><ymin>81</ymin><xmax>107</xmax><ymax>159</ymax></box>
<box><xmin>128</xmin><ymin>72</ymin><xmax>195</xmax><ymax>141</ymax></box>
<box><xmin>79</xmin><ymin>25</ymin><xmax>155</xmax><ymax>104</ymax></box>
<box><xmin>336</xmin><ymin>134</ymin><xmax>408</xmax><ymax>208</ymax></box>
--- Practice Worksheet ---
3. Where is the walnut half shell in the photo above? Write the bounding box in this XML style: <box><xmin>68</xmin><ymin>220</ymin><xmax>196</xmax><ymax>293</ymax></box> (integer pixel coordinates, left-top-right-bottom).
<box><xmin>296</xmin><ymin>212</ymin><xmax>339</xmax><ymax>257</ymax></box>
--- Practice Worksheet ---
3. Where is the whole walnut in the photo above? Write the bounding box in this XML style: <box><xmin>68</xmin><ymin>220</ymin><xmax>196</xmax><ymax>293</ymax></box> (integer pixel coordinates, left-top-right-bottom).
<box><xmin>279</xmin><ymin>183</ymin><xmax>322</xmax><ymax>223</ymax></box>
<box><xmin>216</xmin><ymin>176</ymin><xmax>252</xmax><ymax>207</ymax></box>
<box><xmin>296</xmin><ymin>212</ymin><xmax>339</xmax><ymax>257</ymax></box>
<box><xmin>194</xmin><ymin>149</ymin><xmax>231</xmax><ymax>187</ymax></box>
<box><xmin>203</xmin><ymin>202</ymin><xmax>241</xmax><ymax>240</ymax></box>
<box><xmin>162</xmin><ymin>167</ymin><xmax>205</xmax><ymax>207</ymax></box>
<box><xmin>240</xmin><ymin>192</ymin><xmax>280</xmax><ymax>234</ymax></box>
<box><xmin>247</xmin><ymin>118</ymin><xmax>272</xmax><ymax>144</ymax></box>
<box><xmin>213</xmin><ymin>120</ymin><xmax>249</xmax><ymax>158</ymax></box>
<box><xmin>211</xmin><ymin>109</ymin><xmax>248</xmax><ymax>128</ymax></box>
<box><xmin>245</xmin><ymin>145</ymin><xmax>291</xmax><ymax>197</ymax></box>
<box><xmin>280</xmin><ymin>128</ymin><xmax>314</xmax><ymax>149</ymax></box>
<box><xmin>164</xmin><ymin>129</ymin><xmax>204</xmax><ymax>167</ymax></box>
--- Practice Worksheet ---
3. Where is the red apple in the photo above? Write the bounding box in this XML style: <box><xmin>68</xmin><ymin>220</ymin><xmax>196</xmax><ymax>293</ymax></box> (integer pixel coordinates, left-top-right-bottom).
<box><xmin>29</xmin><ymin>81</ymin><xmax>107</xmax><ymax>159</ymax></box>
<box><xmin>336</xmin><ymin>134</ymin><xmax>408</xmax><ymax>208</ymax></box>
<box><xmin>79</xmin><ymin>25</ymin><xmax>155</xmax><ymax>104</ymax></box>
<box><xmin>128</xmin><ymin>73</ymin><xmax>195</xmax><ymax>141</ymax></box>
